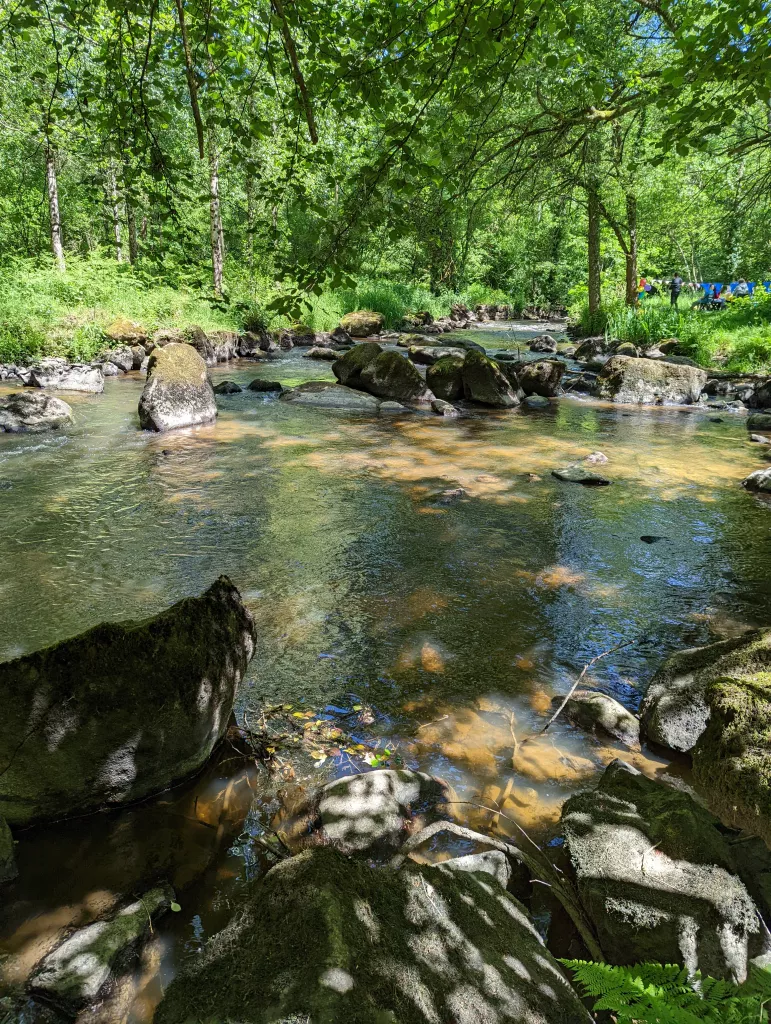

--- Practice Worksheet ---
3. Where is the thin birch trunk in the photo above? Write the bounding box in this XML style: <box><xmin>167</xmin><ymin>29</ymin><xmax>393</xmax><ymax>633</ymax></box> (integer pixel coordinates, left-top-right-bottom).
<box><xmin>624</xmin><ymin>193</ymin><xmax>638</xmax><ymax>306</ymax></box>
<box><xmin>45</xmin><ymin>145</ymin><xmax>65</xmax><ymax>272</ymax></box>
<box><xmin>107</xmin><ymin>163</ymin><xmax>123</xmax><ymax>262</ymax></box>
<box><xmin>126</xmin><ymin>191</ymin><xmax>138</xmax><ymax>263</ymax></box>
<box><xmin>245</xmin><ymin>171</ymin><xmax>254</xmax><ymax>280</ymax></box>
<box><xmin>208</xmin><ymin>126</ymin><xmax>224</xmax><ymax>297</ymax></box>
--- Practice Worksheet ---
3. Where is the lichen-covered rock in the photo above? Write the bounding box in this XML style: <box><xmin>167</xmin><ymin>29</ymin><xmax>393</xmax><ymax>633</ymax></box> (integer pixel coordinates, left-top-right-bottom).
<box><xmin>29</xmin><ymin>358</ymin><xmax>104</xmax><ymax>393</ymax></box>
<box><xmin>213</xmin><ymin>380</ymin><xmax>243</xmax><ymax>394</ymax></box>
<box><xmin>105</xmin><ymin>318</ymin><xmax>147</xmax><ymax>347</ymax></box>
<box><xmin>0</xmin><ymin>815</ymin><xmax>16</xmax><ymax>884</ymax></box>
<box><xmin>553</xmin><ymin>690</ymin><xmax>639</xmax><ymax>745</ymax></box>
<box><xmin>152</xmin><ymin>327</ymin><xmax>185</xmax><ymax>348</ymax></box>
<box><xmin>208</xmin><ymin>330</ymin><xmax>239</xmax><ymax>362</ymax></box>
<box><xmin>613</xmin><ymin>341</ymin><xmax>640</xmax><ymax>357</ymax></box>
<box><xmin>280</xmin><ymin>323</ymin><xmax>316</xmax><ymax>347</ymax></box>
<box><xmin>339</xmin><ymin>310</ymin><xmax>384</xmax><ymax>337</ymax></box>
<box><xmin>107</xmin><ymin>345</ymin><xmax>134</xmax><ymax>372</ymax></box>
<box><xmin>332</xmin><ymin>342</ymin><xmax>382</xmax><ymax>387</ymax></box>
<box><xmin>0</xmin><ymin>391</ymin><xmax>73</xmax><ymax>433</ymax></box>
<box><xmin>595</xmin><ymin>355</ymin><xmax>707</xmax><ymax>405</ymax></box>
<box><xmin>280</xmin><ymin>381</ymin><xmax>380</xmax><ymax>411</ymax></box>
<box><xmin>530</xmin><ymin>334</ymin><xmax>558</xmax><ymax>353</ymax></box>
<box><xmin>359</xmin><ymin>350</ymin><xmax>433</xmax><ymax>403</ymax></box>
<box><xmin>316</xmin><ymin>769</ymin><xmax>451</xmax><ymax>856</ymax></box>
<box><xmin>155</xmin><ymin>846</ymin><xmax>591</xmax><ymax>1024</ymax></box>
<box><xmin>138</xmin><ymin>343</ymin><xmax>217</xmax><ymax>432</ymax></box>
<box><xmin>562</xmin><ymin>760</ymin><xmax>767</xmax><ymax>982</ymax></box>
<box><xmin>0</xmin><ymin>576</ymin><xmax>255</xmax><ymax>825</ymax></box>
<box><xmin>425</xmin><ymin>355</ymin><xmax>465</xmax><ymax>401</ymax></box>
<box><xmin>101</xmin><ymin>360</ymin><xmax>120</xmax><ymax>376</ymax></box>
<box><xmin>28</xmin><ymin>884</ymin><xmax>174</xmax><ymax>1013</ymax></box>
<box><xmin>516</xmin><ymin>359</ymin><xmax>565</xmax><ymax>397</ymax></box>
<box><xmin>462</xmin><ymin>349</ymin><xmax>520</xmax><ymax>408</ymax></box>
<box><xmin>574</xmin><ymin>336</ymin><xmax>610</xmax><ymax>361</ymax></box>
<box><xmin>183</xmin><ymin>326</ymin><xmax>216</xmax><ymax>365</ymax></box>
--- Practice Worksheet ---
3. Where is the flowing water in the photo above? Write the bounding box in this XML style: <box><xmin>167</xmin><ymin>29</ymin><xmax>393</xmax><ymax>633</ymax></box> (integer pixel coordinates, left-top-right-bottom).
<box><xmin>1</xmin><ymin>321</ymin><xmax>770</xmax><ymax>1021</ymax></box>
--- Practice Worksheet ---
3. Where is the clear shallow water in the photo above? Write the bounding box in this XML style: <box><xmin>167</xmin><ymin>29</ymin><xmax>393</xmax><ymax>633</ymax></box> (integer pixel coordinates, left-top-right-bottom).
<box><xmin>1</xmin><ymin>322</ymin><xmax>770</xmax><ymax>1021</ymax></box>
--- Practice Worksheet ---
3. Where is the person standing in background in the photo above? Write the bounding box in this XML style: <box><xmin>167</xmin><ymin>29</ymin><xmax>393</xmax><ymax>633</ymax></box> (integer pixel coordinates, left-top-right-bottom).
<box><xmin>669</xmin><ymin>273</ymin><xmax>683</xmax><ymax>307</ymax></box>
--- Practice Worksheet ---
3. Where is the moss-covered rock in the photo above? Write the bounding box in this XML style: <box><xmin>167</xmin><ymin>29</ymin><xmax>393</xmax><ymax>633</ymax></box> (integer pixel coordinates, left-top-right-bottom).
<box><xmin>0</xmin><ymin>576</ymin><xmax>256</xmax><ymax>826</ymax></box>
<box><xmin>748</xmin><ymin>413</ymin><xmax>771</xmax><ymax>432</ymax></box>
<box><xmin>183</xmin><ymin>325</ymin><xmax>216</xmax><ymax>365</ymax></box>
<box><xmin>28</xmin><ymin>883</ymin><xmax>174</xmax><ymax>1013</ymax></box>
<box><xmin>138</xmin><ymin>342</ymin><xmax>217</xmax><ymax>431</ymax></box>
<box><xmin>562</xmin><ymin>760</ymin><xmax>766</xmax><ymax>981</ymax></box>
<box><xmin>104</xmin><ymin>318</ymin><xmax>148</xmax><ymax>346</ymax></box>
<box><xmin>743</xmin><ymin>468</ymin><xmax>771</xmax><ymax>492</ymax></box>
<box><xmin>462</xmin><ymin>349</ymin><xmax>520</xmax><ymax>408</ymax></box>
<box><xmin>0</xmin><ymin>814</ymin><xmax>16</xmax><ymax>884</ymax></box>
<box><xmin>339</xmin><ymin>310</ymin><xmax>384</xmax><ymax>337</ymax></box>
<box><xmin>516</xmin><ymin>359</ymin><xmax>565</xmax><ymax>397</ymax></box>
<box><xmin>332</xmin><ymin>342</ymin><xmax>382</xmax><ymax>387</ymax></box>
<box><xmin>426</xmin><ymin>355</ymin><xmax>464</xmax><ymax>401</ymax></box>
<box><xmin>694</xmin><ymin>670</ymin><xmax>771</xmax><ymax>848</ymax></box>
<box><xmin>553</xmin><ymin>690</ymin><xmax>639</xmax><ymax>746</ymax></box>
<box><xmin>359</xmin><ymin>350</ymin><xmax>433</xmax><ymax>402</ymax></box>
<box><xmin>155</xmin><ymin>846</ymin><xmax>591</xmax><ymax>1024</ymax></box>
<box><xmin>594</xmin><ymin>355</ymin><xmax>707</xmax><ymax>405</ymax></box>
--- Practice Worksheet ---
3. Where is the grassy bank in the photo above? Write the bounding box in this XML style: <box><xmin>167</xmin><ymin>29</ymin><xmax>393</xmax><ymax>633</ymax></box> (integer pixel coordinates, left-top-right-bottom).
<box><xmin>570</xmin><ymin>293</ymin><xmax>771</xmax><ymax>373</ymax></box>
<box><xmin>0</xmin><ymin>256</ymin><xmax>517</xmax><ymax>365</ymax></box>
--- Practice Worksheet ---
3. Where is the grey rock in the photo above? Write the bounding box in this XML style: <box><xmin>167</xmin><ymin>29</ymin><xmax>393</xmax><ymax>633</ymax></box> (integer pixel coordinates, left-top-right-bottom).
<box><xmin>184</xmin><ymin>326</ymin><xmax>216</xmax><ymax>366</ymax></box>
<box><xmin>238</xmin><ymin>331</ymin><xmax>272</xmax><ymax>356</ymax></box>
<box><xmin>0</xmin><ymin>576</ymin><xmax>256</xmax><ymax>825</ymax></box>
<box><xmin>138</xmin><ymin>343</ymin><xmax>217</xmax><ymax>432</ymax></box>
<box><xmin>552</xmin><ymin>689</ymin><xmax>639</xmax><ymax>745</ymax></box>
<box><xmin>108</xmin><ymin>345</ymin><xmax>134</xmax><ymax>372</ymax></box>
<box><xmin>247</xmin><ymin>379</ymin><xmax>283</xmax><ymax>393</ymax></box>
<box><xmin>379</xmin><ymin>401</ymin><xmax>410</xmax><ymax>414</ymax></box>
<box><xmin>317</xmin><ymin>768</ymin><xmax>451</xmax><ymax>857</ymax></box>
<box><xmin>426</xmin><ymin>355</ymin><xmax>465</xmax><ymax>401</ymax></box>
<box><xmin>330</xmin><ymin>325</ymin><xmax>353</xmax><ymax>346</ymax></box>
<box><xmin>29</xmin><ymin>359</ymin><xmax>104</xmax><ymax>394</ymax></box>
<box><xmin>96</xmin><ymin>359</ymin><xmax>120</xmax><ymax>376</ymax></box>
<box><xmin>524</xmin><ymin>395</ymin><xmax>550</xmax><ymax>408</ymax></box>
<box><xmin>431</xmin><ymin>399</ymin><xmax>460</xmax><ymax>417</ymax></box>
<box><xmin>213</xmin><ymin>380</ymin><xmax>243</xmax><ymax>394</ymax></box>
<box><xmin>562</xmin><ymin>760</ymin><xmax>766</xmax><ymax>982</ymax></box>
<box><xmin>359</xmin><ymin>350</ymin><xmax>433</xmax><ymax>403</ymax></box>
<box><xmin>332</xmin><ymin>342</ymin><xmax>382</xmax><ymax>387</ymax></box>
<box><xmin>339</xmin><ymin>310</ymin><xmax>384</xmax><ymax>338</ymax></box>
<box><xmin>280</xmin><ymin>381</ymin><xmax>380</xmax><ymax>411</ymax></box>
<box><xmin>748</xmin><ymin>414</ymin><xmax>771</xmax><ymax>432</ymax></box>
<box><xmin>516</xmin><ymin>359</ymin><xmax>565</xmax><ymax>398</ymax></box>
<box><xmin>462</xmin><ymin>349</ymin><xmax>520</xmax><ymax>408</ymax></box>
<box><xmin>751</xmin><ymin>434</ymin><xmax>771</xmax><ymax>443</ymax></box>
<box><xmin>743</xmin><ymin>468</ymin><xmax>771</xmax><ymax>493</ymax></box>
<box><xmin>408</xmin><ymin>345</ymin><xmax>466</xmax><ymax>366</ymax></box>
<box><xmin>595</xmin><ymin>355</ymin><xmax>707</xmax><ymax>405</ymax></box>
<box><xmin>208</xmin><ymin>330</ymin><xmax>239</xmax><ymax>362</ymax></box>
<box><xmin>28</xmin><ymin>884</ymin><xmax>175</xmax><ymax>1012</ymax></box>
<box><xmin>155</xmin><ymin>845</ymin><xmax>591</xmax><ymax>1024</ymax></box>
<box><xmin>573</xmin><ymin>336</ymin><xmax>610</xmax><ymax>361</ymax></box>
<box><xmin>0</xmin><ymin>391</ymin><xmax>73</xmax><ymax>433</ymax></box>
<box><xmin>0</xmin><ymin>815</ymin><xmax>16</xmax><ymax>884</ymax></box>
<box><xmin>530</xmin><ymin>334</ymin><xmax>558</xmax><ymax>353</ymax></box>
<box><xmin>552</xmin><ymin>464</ymin><xmax>611</xmax><ymax>485</ymax></box>
<box><xmin>304</xmin><ymin>346</ymin><xmax>339</xmax><ymax>361</ymax></box>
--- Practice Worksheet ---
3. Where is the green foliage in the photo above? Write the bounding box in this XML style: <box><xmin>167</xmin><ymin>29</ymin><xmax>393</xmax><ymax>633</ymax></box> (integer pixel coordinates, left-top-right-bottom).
<box><xmin>562</xmin><ymin>959</ymin><xmax>771</xmax><ymax>1023</ymax></box>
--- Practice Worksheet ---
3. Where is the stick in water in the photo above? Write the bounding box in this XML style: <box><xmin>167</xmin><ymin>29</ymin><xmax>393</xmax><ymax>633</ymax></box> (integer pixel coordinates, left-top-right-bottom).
<box><xmin>539</xmin><ymin>638</ymin><xmax>638</xmax><ymax>735</ymax></box>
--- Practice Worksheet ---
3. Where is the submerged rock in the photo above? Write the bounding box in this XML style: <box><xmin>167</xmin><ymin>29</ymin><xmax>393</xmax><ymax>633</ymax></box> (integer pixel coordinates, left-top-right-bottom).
<box><xmin>332</xmin><ymin>342</ymin><xmax>382</xmax><ymax>387</ymax></box>
<box><xmin>0</xmin><ymin>576</ymin><xmax>256</xmax><ymax>825</ymax></box>
<box><xmin>213</xmin><ymin>380</ymin><xmax>243</xmax><ymax>394</ymax></box>
<box><xmin>316</xmin><ymin>769</ymin><xmax>451</xmax><ymax>857</ymax></box>
<box><xmin>0</xmin><ymin>815</ymin><xmax>16</xmax><ymax>884</ymax></box>
<box><xmin>155</xmin><ymin>845</ymin><xmax>591</xmax><ymax>1024</ymax></box>
<box><xmin>138</xmin><ymin>343</ymin><xmax>217</xmax><ymax>431</ymax></box>
<box><xmin>29</xmin><ymin>359</ymin><xmax>104</xmax><ymax>393</ymax></box>
<box><xmin>553</xmin><ymin>690</ymin><xmax>639</xmax><ymax>746</ymax></box>
<box><xmin>280</xmin><ymin>381</ymin><xmax>380</xmax><ymax>411</ymax></box>
<box><xmin>379</xmin><ymin>400</ymin><xmax>409</xmax><ymax>414</ymax></box>
<box><xmin>0</xmin><ymin>391</ymin><xmax>73</xmax><ymax>433</ymax></box>
<box><xmin>426</xmin><ymin>354</ymin><xmax>465</xmax><ymax>401</ymax></box>
<box><xmin>28</xmin><ymin>883</ymin><xmax>174</xmax><ymax>1013</ymax></box>
<box><xmin>594</xmin><ymin>355</ymin><xmax>707</xmax><ymax>405</ymax></box>
<box><xmin>247</xmin><ymin>379</ymin><xmax>283</xmax><ymax>393</ymax></box>
<box><xmin>462</xmin><ymin>349</ymin><xmax>520</xmax><ymax>408</ymax></box>
<box><xmin>562</xmin><ymin>760</ymin><xmax>767</xmax><ymax>981</ymax></box>
<box><xmin>552</xmin><ymin>465</ymin><xmax>611</xmax><ymax>485</ymax></box>
<box><xmin>339</xmin><ymin>310</ymin><xmax>384</xmax><ymax>337</ymax></box>
<box><xmin>359</xmin><ymin>350</ymin><xmax>433</xmax><ymax>403</ymax></box>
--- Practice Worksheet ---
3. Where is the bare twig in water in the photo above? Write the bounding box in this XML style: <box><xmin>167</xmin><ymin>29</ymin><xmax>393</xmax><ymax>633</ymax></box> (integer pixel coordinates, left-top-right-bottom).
<box><xmin>538</xmin><ymin>638</ymin><xmax>638</xmax><ymax>735</ymax></box>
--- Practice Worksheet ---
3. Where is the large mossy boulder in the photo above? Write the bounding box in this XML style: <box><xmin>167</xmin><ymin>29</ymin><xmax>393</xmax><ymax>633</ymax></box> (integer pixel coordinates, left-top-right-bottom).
<box><xmin>426</xmin><ymin>354</ymin><xmax>465</xmax><ymax>400</ymax></box>
<box><xmin>104</xmin><ymin>318</ymin><xmax>148</xmax><ymax>347</ymax></box>
<box><xmin>359</xmin><ymin>349</ymin><xmax>432</xmax><ymax>402</ymax></box>
<box><xmin>562</xmin><ymin>760</ymin><xmax>767</xmax><ymax>982</ymax></box>
<box><xmin>28</xmin><ymin>884</ymin><xmax>174</xmax><ymax>1013</ymax></box>
<box><xmin>339</xmin><ymin>310</ymin><xmax>384</xmax><ymax>337</ymax></box>
<box><xmin>0</xmin><ymin>815</ymin><xmax>16</xmax><ymax>884</ymax></box>
<box><xmin>594</xmin><ymin>354</ymin><xmax>707</xmax><ymax>405</ymax></box>
<box><xmin>332</xmin><ymin>341</ymin><xmax>382</xmax><ymax>387</ymax></box>
<box><xmin>280</xmin><ymin>381</ymin><xmax>381</xmax><ymax>411</ymax></box>
<box><xmin>0</xmin><ymin>391</ymin><xmax>73</xmax><ymax>433</ymax></box>
<box><xmin>138</xmin><ymin>342</ymin><xmax>217</xmax><ymax>432</ymax></box>
<box><xmin>155</xmin><ymin>845</ymin><xmax>591</xmax><ymax>1024</ymax></box>
<box><xmin>517</xmin><ymin>359</ymin><xmax>565</xmax><ymax>397</ymax></box>
<box><xmin>462</xmin><ymin>349</ymin><xmax>520</xmax><ymax>408</ymax></box>
<box><xmin>0</xmin><ymin>576</ymin><xmax>256</xmax><ymax>826</ymax></box>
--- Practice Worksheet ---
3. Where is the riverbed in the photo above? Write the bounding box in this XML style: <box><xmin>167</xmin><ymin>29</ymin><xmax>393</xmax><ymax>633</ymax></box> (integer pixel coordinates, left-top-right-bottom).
<box><xmin>1</xmin><ymin>321</ymin><xmax>770</xmax><ymax>1022</ymax></box>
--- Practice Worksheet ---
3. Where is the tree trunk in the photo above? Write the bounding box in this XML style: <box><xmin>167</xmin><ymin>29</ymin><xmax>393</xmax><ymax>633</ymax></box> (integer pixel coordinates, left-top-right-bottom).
<box><xmin>107</xmin><ymin>163</ymin><xmax>124</xmax><ymax>262</ymax></box>
<box><xmin>126</xmin><ymin>200</ymin><xmax>138</xmax><ymax>263</ymax></box>
<box><xmin>208</xmin><ymin>127</ymin><xmax>224</xmax><ymax>297</ymax></box>
<box><xmin>245</xmin><ymin>171</ymin><xmax>254</xmax><ymax>280</ymax></box>
<box><xmin>587</xmin><ymin>189</ymin><xmax>601</xmax><ymax>315</ymax></box>
<box><xmin>45</xmin><ymin>145</ymin><xmax>66</xmax><ymax>272</ymax></box>
<box><xmin>624</xmin><ymin>193</ymin><xmax>638</xmax><ymax>306</ymax></box>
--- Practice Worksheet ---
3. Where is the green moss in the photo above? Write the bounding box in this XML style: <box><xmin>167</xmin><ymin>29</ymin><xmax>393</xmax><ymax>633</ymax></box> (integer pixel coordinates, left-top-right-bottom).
<box><xmin>331</xmin><ymin>342</ymin><xmax>382</xmax><ymax>386</ymax></box>
<box><xmin>339</xmin><ymin>310</ymin><xmax>384</xmax><ymax>337</ymax></box>
<box><xmin>0</xmin><ymin>814</ymin><xmax>16</xmax><ymax>883</ymax></box>
<box><xmin>146</xmin><ymin>342</ymin><xmax>207</xmax><ymax>383</ymax></box>
<box><xmin>156</xmin><ymin>846</ymin><xmax>587</xmax><ymax>1024</ymax></box>
<box><xmin>694</xmin><ymin>670</ymin><xmax>771</xmax><ymax>847</ymax></box>
<box><xmin>426</xmin><ymin>355</ymin><xmax>464</xmax><ymax>400</ymax></box>
<box><xmin>461</xmin><ymin>349</ymin><xmax>519</xmax><ymax>408</ymax></box>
